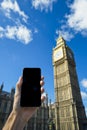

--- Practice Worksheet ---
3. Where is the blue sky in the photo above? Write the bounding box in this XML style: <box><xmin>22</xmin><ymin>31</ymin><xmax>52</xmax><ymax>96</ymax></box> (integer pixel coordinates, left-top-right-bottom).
<box><xmin>0</xmin><ymin>0</ymin><xmax>87</xmax><ymax>114</ymax></box>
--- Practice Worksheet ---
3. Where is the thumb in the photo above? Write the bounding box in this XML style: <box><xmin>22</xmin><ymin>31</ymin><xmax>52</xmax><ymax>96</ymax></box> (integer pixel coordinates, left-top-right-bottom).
<box><xmin>15</xmin><ymin>76</ymin><xmax>23</xmax><ymax>96</ymax></box>
<box><xmin>13</xmin><ymin>77</ymin><xmax>23</xmax><ymax>111</ymax></box>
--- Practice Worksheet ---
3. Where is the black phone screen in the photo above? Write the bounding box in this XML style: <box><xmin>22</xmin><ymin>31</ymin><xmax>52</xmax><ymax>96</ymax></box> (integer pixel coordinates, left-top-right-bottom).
<box><xmin>20</xmin><ymin>68</ymin><xmax>41</xmax><ymax>107</ymax></box>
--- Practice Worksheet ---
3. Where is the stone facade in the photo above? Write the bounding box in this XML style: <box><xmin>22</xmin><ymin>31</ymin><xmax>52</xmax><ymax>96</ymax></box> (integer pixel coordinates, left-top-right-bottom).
<box><xmin>0</xmin><ymin>84</ymin><xmax>15</xmax><ymax>130</ymax></box>
<box><xmin>24</xmin><ymin>94</ymin><xmax>49</xmax><ymax>130</ymax></box>
<box><xmin>48</xmin><ymin>100</ymin><xmax>55</xmax><ymax>130</ymax></box>
<box><xmin>52</xmin><ymin>36</ymin><xmax>87</xmax><ymax>130</ymax></box>
<box><xmin>24</xmin><ymin>103</ymin><xmax>49</xmax><ymax>130</ymax></box>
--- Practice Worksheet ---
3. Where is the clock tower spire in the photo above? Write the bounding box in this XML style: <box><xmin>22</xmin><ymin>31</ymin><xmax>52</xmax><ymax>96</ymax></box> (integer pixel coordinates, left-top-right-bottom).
<box><xmin>52</xmin><ymin>36</ymin><xmax>87</xmax><ymax>130</ymax></box>
<box><xmin>56</xmin><ymin>36</ymin><xmax>65</xmax><ymax>45</ymax></box>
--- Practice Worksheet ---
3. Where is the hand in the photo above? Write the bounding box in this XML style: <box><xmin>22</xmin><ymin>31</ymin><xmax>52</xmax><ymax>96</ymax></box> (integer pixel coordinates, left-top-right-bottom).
<box><xmin>13</xmin><ymin>76</ymin><xmax>45</xmax><ymax>121</ymax></box>
<box><xmin>2</xmin><ymin>76</ymin><xmax>45</xmax><ymax>130</ymax></box>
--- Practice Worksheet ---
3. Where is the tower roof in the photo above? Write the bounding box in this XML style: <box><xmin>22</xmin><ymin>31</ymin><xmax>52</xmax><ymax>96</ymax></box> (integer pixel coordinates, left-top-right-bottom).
<box><xmin>56</xmin><ymin>36</ymin><xmax>65</xmax><ymax>45</ymax></box>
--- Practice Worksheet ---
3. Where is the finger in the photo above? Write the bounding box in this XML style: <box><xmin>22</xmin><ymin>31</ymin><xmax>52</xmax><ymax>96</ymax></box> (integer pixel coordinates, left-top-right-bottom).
<box><xmin>41</xmin><ymin>76</ymin><xmax>44</xmax><ymax>80</ymax></box>
<box><xmin>16</xmin><ymin>76</ymin><xmax>23</xmax><ymax>88</ymax></box>
<box><xmin>41</xmin><ymin>87</ymin><xmax>44</xmax><ymax>94</ymax></box>
<box><xmin>40</xmin><ymin>80</ymin><xmax>44</xmax><ymax>86</ymax></box>
<box><xmin>41</xmin><ymin>95</ymin><xmax>46</xmax><ymax>102</ymax></box>
<box><xmin>15</xmin><ymin>76</ymin><xmax>23</xmax><ymax>96</ymax></box>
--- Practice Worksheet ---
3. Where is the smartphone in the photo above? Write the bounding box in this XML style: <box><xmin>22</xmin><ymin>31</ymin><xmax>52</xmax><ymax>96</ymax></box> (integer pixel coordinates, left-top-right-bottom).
<box><xmin>20</xmin><ymin>68</ymin><xmax>41</xmax><ymax>107</ymax></box>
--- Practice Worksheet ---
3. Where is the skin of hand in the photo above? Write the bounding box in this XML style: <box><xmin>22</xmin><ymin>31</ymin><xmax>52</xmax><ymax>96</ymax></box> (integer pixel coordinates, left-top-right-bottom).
<box><xmin>13</xmin><ymin>76</ymin><xmax>45</xmax><ymax>121</ymax></box>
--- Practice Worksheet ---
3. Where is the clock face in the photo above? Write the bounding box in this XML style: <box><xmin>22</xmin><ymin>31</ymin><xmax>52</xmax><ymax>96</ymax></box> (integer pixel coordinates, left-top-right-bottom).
<box><xmin>53</xmin><ymin>47</ymin><xmax>63</xmax><ymax>62</ymax></box>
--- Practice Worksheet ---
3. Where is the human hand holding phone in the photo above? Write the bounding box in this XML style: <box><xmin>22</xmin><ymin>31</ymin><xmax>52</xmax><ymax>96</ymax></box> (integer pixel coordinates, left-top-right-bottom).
<box><xmin>3</xmin><ymin>75</ymin><xmax>45</xmax><ymax>130</ymax></box>
<box><xmin>13</xmin><ymin>74</ymin><xmax>45</xmax><ymax>114</ymax></box>
<box><xmin>13</xmin><ymin>74</ymin><xmax>45</xmax><ymax>128</ymax></box>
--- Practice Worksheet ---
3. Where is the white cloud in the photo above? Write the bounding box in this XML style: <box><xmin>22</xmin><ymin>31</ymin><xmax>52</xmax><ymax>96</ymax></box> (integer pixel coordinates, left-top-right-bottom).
<box><xmin>56</xmin><ymin>29</ymin><xmax>74</xmax><ymax>41</ymax></box>
<box><xmin>16</xmin><ymin>25</ymin><xmax>32</xmax><ymax>44</ymax></box>
<box><xmin>67</xmin><ymin>0</ymin><xmax>87</xmax><ymax>32</ymax></box>
<box><xmin>81</xmin><ymin>91</ymin><xmax>87</xmax><ymax>99</ymax></box>
<box><xmin>5</xmin><ymin>26</ymin><xmax>17</xmax><ymax>39</ymax></box>
<box><xmin>32</xmin><ymin>0</ymin><xmax>56</xmax><ymax>11</ymax></box>
<box><xmin>0</xmin><ymin>0</ymin><xmax>32</xmax><ymax>44</ymax></box>
<box><xmin>81</xmin><ymin>79</ymin><xmax>87</xmax><ymax>88</ymax></box>
<box><xmin>0</xmin><ymin>25</ymin><xmax>32</xmax><ymax>44</ymax></box>
<box><xmin>0</xmin><ymin>0</ymin><xmax>28</xmax><ymax>22</ymax></box>
<box><xmin>57</xmin><ymin>0</ymin><xmax>87</xmax><ymax>41</ymax></box>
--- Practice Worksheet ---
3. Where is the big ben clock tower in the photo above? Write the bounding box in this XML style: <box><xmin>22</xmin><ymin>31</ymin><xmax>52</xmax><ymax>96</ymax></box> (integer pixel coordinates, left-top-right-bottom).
<box><xmin>52</xmin><ymin>36</ymin><xmax>87</xmax><ymax>130</ymax></box>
